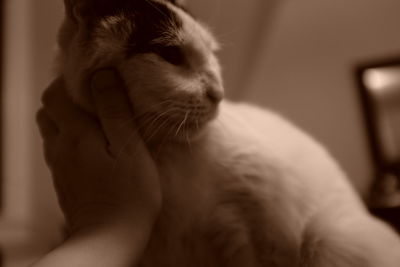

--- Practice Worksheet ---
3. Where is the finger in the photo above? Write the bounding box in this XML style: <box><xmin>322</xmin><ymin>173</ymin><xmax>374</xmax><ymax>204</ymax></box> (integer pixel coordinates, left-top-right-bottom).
<box><xmin>42</xmin><ymin>78</ymin><xmax>97</xmax><ymax>132</ymax></box>
<box><xmin>91</xmin><ymin>69</ymin><xmax>141</xmax><ymax>154</ymax></box>
<box><xmin>41</xmin><ymin>78</ymin><xmax>64</xmax><ymax>106</ymax></box>
<box><xmin>36</xmin><ymin>108</ymin><xmax>59</xmax><ymax>142</ymax></box>
<box><xmin>36</xmin><ymin>108</ymin><xmax>60</xmax><ymax>166</ymax></box>
<box><xmin>36</xmin><ymin>110</ymin><xmax>62</xmax><ymax>167</ymax></box>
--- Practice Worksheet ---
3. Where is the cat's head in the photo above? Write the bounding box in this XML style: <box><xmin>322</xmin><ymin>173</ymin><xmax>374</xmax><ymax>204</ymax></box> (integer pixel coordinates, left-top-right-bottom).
<box><xmin>58</xmin><ymin>0</ymin><xmax>224</xmax><ymax>144</ymax></box>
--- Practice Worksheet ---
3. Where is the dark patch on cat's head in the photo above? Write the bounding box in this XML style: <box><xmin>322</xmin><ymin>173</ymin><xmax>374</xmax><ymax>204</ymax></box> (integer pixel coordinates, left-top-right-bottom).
<box><xmin>64</xmin><ymin>0</ymin><xmax>186</xmax><ymax>25</ymax></box>
<box><xmin>63</xmin><ymin>0</ymin><xmax>185</xmax><ymax>56</ymax></box>
<box><xmin>123</xmin><ymin>2</ymin><xmax>184</xmax><ymax>55</ymax></box>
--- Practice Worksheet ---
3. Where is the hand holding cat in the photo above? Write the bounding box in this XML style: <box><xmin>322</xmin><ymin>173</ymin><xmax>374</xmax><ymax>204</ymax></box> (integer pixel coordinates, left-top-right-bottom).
<box><xmin>37</xmin><ymin>70</ymin><xmax>162</xmax><ymax>234</ymax></box>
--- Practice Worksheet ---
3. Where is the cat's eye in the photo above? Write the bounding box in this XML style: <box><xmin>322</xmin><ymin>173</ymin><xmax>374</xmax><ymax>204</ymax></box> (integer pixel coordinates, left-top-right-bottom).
<box><xmin>155</xmin><ymin>45</ymin><xmax>186</xmax><ymax>66</ymax></box>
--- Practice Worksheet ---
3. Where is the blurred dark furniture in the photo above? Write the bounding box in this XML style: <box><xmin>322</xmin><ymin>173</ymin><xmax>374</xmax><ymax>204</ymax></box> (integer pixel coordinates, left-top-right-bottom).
<box><xmin>356</xmin><ymin>57</ymin><xmax>400</xmax><ymax>232</ymax></box>
<box><xmin>0</xmin><ymin>0</ymin><xmax>3</xmax><ymax>214</ymax></box>
<box><xmin>0</xmin><ymin>0</ymin><xmax>3</xmax><ymax>262</ymax></box>
<box><xmin>370</xmin><ymin>206</ymin><xmax>400</xmax><ymax>234</ymax></box>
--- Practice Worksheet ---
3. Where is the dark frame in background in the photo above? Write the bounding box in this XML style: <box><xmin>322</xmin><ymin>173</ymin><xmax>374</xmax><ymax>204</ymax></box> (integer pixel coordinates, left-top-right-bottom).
<box><xmin>355</xmin><ymin>56</ymin><xmax>400</xmax><ymax>233</ymax></box>
<box><xmin>0</xmin><ymin>0</ymin><xmax>3</xmax><ymax>265</ymax></box>
<box><xmin>0</xmin><ymin>0</ymin><xmax>3</xmax><ymax>215</ymax></box>
<box><xmin>356</xmin><ymin>57</ymin><xmax>400</xmax><ymax>186</ymax></box>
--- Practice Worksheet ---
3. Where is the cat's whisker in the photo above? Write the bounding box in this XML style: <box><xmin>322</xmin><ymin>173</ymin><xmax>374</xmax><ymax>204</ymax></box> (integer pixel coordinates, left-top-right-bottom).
<box><xmin>175</xmin><ymin>110</ymin><xmax>189</xmax><ymax>137</ymax></box>
<box><xmin>114</xmin><ymin>100</ymin><xmax>175</xmax><ymax>131</ymax></box>
<box><xmin>110</xmin><ymin>113</ymin><xmax>165</xmax><ymax>149</ymax></box>
<box><xmin>134</xmin><ymin>113</ymin><xmax>158</xmax><ymax>132</ymax></box>
<box><xmin>145</xmin><ymin>108</ymin><xmax>174</xmax><ymax>134</ymax></box>
<box><xmin>134</xmin><ymin>99</ymin><xmax>175</xmax><ymax>119</ymax></box>
<box><xmin>185</xmin><ymin>116</ymin><xmax>193</xmax><ymax>155</ymax></box>
<box><xmin>130</xmin><ymin>114</ymin><xmax>170</xmax><ymax>147</ymax></box>
<box><xmin>143</xmin><ymin>110</ymin><xmax>175</xmax><ymax>144</ymax></box>
<box><xmin>153</xmin><ymin>115</ymin><xmax>173</xmax><ymax>139</ymax></box>
<box><xmin>140</xmin><ymin>116</ymin><xmax>166</xmax><ymax>143</ymax></box>
<box><xmin>215</xmin><ymin>35</ymin><xmax>236</xmax><ymax>50</ymax></box>
<box><xmin>141</xmin><ymin>108</ymin><xmax>179</xmax><ymax>143</ymax></box>
<box><xmin>153</xmin><ymin>121</ymin><xmax>177</xmax><ymax>159</ymax></box>
<box><xmin>136</xmin><ymin>106</ymin><xmax>179</xmax><ymax>135</ymax></box>
<box><xmin>135</xmin><ymin>107</ymin><xmax>183</xmax><ymax>145</ymax></box>
<box><xmin>149</xmin><ymin>117</ymin><xmax>174</xmax><ymax>150</ymax></box>
<box><xmin>173</xmin><ymin>83</ymin><xmax>190</xmax><ymax>92</ymax></box>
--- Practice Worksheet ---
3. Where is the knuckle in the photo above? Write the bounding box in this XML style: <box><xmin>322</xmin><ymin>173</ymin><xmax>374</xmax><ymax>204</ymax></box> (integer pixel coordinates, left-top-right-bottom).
<box><xmin>100</xmin><ymin>104</ymin><xmax>130</xmax><ymax>120</ymax></box>
<box><xmin>41</xmin><ymin>78</ymin><xmax>65</xmax><ymax>106</ymax></box>
<box><xmin>59</xmin><ymin>133</ymin><xmax>81</xmax><ymax>150</ymax></box>
<box><xmin>43</xmin><ymin>148</ymin><xmax>55</xmax><ymax>167</ymax></box>
<box><xmin>36</xmin><ymin>107</ymin><xmax>46</xmax><ymax>120</ymax></box>
<box><xmin>36</xmin><ymin>108</ymin><xmax>47</xmax><ymax>127</ymax></box>
<box><xmin>41</xmin><ymin>89</ymin><xmax>53</xmax><ymax>107</ymax></box>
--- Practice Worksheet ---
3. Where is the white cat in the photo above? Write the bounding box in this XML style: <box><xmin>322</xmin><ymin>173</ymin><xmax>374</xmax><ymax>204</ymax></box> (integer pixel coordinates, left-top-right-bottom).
<box><xmin>57</xmin><ymin>0</ymin><xmax>400</xmax><ymax>266</ymax></box>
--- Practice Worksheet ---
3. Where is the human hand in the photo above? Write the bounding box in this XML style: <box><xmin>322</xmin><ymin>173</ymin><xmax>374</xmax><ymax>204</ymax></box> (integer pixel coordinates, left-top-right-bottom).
<box><xmin>37</xmin><ymin>70</ymin><xmax>161</xmax><ymax>233</ymax></box>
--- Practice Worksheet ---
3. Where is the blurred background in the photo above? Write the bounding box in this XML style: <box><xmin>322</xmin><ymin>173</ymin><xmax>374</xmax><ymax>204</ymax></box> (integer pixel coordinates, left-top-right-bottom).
<box><xmin>1</xmin><ymin>0</ymin><xmax>400</xmax><ymax>266</ymax></box>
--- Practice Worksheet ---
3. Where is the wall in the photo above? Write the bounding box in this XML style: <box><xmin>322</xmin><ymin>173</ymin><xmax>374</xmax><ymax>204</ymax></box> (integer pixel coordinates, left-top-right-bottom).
<box><xmin>187</xmin><ymin>0</ymin><xmax>280</xmax><ymax>97</ymax></box>
<box><xmin>239</xmin><ymin>0</ymin><xmax>400</xmax><ymax>196</ymax></box>
<box><xmin>192</xmin><ymin>0</ymin><xmax>400</xmax><ymax>196</ymax></box>
<box><xmin>1</xmin><ymin>0</ymin><xmax>64</xmax><ymax>266</ymax></box>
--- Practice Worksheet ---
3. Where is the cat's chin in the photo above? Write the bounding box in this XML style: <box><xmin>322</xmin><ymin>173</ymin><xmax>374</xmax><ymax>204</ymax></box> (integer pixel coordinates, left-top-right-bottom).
<box><xmin>143</xmin><ymin>119</ymin><xmax>210</xmax><ymax>147</ymax></box>
<box><xmin>170</xmin><ymin>122</ymin><xmax>210</xmax><ymax>144</ymax></box>
<box><xmin>137</xmin><ymin>113</ymin><xmax>217</xmax><ymax>149</ymax></box>
<box><xmin>137</xmin><ymin>105</ymin><xmax>220</xmax><ymax>147</ymax></box>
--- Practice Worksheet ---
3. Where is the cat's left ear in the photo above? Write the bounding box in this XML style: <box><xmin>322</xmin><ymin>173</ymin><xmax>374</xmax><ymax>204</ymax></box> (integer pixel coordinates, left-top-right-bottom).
<box><xmin>63</xmin><ymin>0</ymin><xmax>85</xmax><ymax>21</ymax></box>
<box><xmin>63</xmin><ymin>0</ymin><xmax>99</xmax><ymax>23</ymax></box>
<box><xmin>168</xmin><ymin>0</ymin><xmax>186</xmax><ymax>6</ymax></box>
<box><xmin>63</xmin><ymin>0</ymin><xmax>76</xmax><ymax>19</ymax></box>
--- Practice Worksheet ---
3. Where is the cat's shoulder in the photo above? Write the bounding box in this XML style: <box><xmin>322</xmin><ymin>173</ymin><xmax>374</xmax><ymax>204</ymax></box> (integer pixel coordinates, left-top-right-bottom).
<box><xmin>218</xmin><ymin>101</ymin><xmax>309</xmax><ymax>139</ymax></box>
<box><xmin>207</xmin><ymin>100</ymin><xmax>352</xmax><ymax>194</ymax></box>
<box><xmin>220</xmin><ymin>100</ymin><xmax>290</xmax><ymax>125</ymax></box>
<box><xmin>213</xmin><ymin>100</ymin><xmax>323</xmax><ymax>154</ymax></box>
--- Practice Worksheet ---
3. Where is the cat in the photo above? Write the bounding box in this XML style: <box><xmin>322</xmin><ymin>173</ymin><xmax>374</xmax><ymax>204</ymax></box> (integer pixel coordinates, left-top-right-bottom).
<box><xmin>57</xmin><ymin>0</ymin><xmax>400</xmax><ymax>266</ymax></box>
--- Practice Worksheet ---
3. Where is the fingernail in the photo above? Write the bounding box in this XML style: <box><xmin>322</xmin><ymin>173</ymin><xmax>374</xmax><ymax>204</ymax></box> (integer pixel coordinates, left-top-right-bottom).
<box><xmin>91</xmin><ymin>69</ymin><xmax>120</xmax><ymax>94</ymax></box>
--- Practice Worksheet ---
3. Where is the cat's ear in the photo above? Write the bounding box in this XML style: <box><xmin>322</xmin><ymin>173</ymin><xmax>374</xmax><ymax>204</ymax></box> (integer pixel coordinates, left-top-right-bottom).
<box><xmin>63</xmin><ymin>0</ymin><xmax>93</xmax><ymax>22</ymax></box>
<box><xmin>168</xmin><ymin>0</ymin><xmax>187</xmax><ymax>7</ymax></box>
<box><xmin>63</xmin><ymin>0</ymin><xmax>79</xmax><ymax>19</ymax></box>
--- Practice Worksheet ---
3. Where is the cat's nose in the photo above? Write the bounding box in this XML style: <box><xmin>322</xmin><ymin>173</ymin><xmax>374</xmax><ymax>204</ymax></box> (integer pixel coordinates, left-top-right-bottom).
<box><xmin>206</xmin><ymin>84</ymin><xmax>224</xmax><ymax>104</ymax></box>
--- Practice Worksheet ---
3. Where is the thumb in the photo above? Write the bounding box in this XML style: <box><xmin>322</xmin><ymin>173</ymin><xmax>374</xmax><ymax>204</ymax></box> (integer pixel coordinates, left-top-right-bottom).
<box><xmin>91</xmin><ymin>69</ymin><xmax>140</xmax><ymax>155</ymax></box>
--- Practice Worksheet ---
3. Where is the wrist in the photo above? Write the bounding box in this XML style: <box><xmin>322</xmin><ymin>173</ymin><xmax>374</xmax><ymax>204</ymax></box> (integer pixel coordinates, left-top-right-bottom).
<box><xmin>32</xmin><ymin>216</ymin><xmax>154</xmax><ymax>267</ymax></box>
<box><xmin>67</xmin><ymin>203</ymin><xmax>160</xmax><ymax>236</ymax></box>
<box><xmin>63</xmin><ymin>210</ymin><xmax>157</xmax><ymax>266</ymax></box>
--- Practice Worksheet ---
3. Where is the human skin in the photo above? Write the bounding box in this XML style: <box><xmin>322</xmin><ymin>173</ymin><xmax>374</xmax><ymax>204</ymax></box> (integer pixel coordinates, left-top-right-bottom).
<box><xmin>33</xmin><ymin>70</ymin><xmax>161</xmax><ymax>267</ymax></box>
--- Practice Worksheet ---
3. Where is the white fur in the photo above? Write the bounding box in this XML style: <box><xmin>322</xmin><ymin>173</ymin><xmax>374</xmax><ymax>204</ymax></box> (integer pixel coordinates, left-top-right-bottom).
<box><xmin>136</xmin><ymin>102</ymin><xmax>400</xmax><ymax>266</ymax></box>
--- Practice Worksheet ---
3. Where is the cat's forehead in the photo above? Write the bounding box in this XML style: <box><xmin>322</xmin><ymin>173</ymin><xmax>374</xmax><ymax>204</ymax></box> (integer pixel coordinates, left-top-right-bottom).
<box><xmin>94</xmin><ymin>1</ymin><xmax>182</xmax><ymax>28</ymax></box>
<box><xmin>164</xmin><ymin>3</ymin><xmax>219</xmax><ymax>50</ymax></box>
